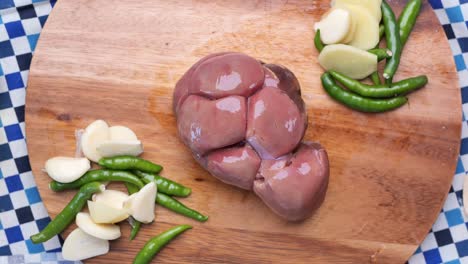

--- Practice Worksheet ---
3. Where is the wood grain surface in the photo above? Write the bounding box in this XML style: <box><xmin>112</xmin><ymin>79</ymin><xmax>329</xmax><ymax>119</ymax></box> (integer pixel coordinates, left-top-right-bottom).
<box><xmin>25</xmin><ymin>0</ymin><xmax>461</xmax><ymax>263</ymax></box>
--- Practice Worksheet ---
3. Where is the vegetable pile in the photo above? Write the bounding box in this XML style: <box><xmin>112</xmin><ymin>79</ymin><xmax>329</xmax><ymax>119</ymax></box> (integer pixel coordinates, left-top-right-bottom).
<box><xmin>31</xmin><ymin>120</ymin><xmax>207</xmax><ymax>263</ymax></box>
<box><xmin>315</xmin><ymin>0</ymin><xmax>427</xmax><ymax>113</ymax></box>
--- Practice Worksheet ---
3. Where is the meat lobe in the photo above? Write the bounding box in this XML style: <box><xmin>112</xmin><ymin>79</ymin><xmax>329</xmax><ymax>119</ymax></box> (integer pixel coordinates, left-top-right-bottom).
<box><xmin>264</xmin><ymin>63</ymin><xmax>305</xmax><ymax>113</ymax></box>
<box><xmin>190</xmin><ymin>53</ymin><xmax>265</xmax><ymax>99</ymax></box>
<box><xmin>253</xmin><ymin>142</ymin><xmax>329</xmax><ymax>221</ymax></box>
<box><xmin>246</xmin><ymin>84</ymin><xmax>307</xmax><ymax>159</ymax></box>
<box><xmin>177</xmin><ymin>95</ymin><xmax>247</xmax><ymax>155</ymax></box>
<box><xmin>205</xmin><ymin>144</ymin><xmax>261</xmax><ymax>190</ymax></box>
<box><xmin>173</xmin><ymin>52</ymin><xmax>231</xmax><ymax>114</ymax></box>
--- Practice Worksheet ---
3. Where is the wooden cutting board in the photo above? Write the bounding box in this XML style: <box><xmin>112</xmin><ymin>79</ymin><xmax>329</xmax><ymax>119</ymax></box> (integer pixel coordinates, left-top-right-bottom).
<box><xmin>25</xmin><ymin>0</ymin><xmax>461</xmax><ymax>263</ymax></box>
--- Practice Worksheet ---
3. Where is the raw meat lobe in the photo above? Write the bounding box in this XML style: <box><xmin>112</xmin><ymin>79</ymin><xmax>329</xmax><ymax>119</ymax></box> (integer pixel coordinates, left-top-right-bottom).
<box><xmin>253</xmin><ymin>142</ymin><xmax>329</xmax><ymax>221</ymax></box>
<box><xmin>190</xmin><ymin>53</ymin><xmax>265</xmax><ymax>99</ymax></box>
<box><xmin>264</xmin><ymin>63</ymin><xmax>305</xmax><ymax>112</ymax></box>
<box><xmin>173</xmin><ymin>52</ymin><xmax>231</xmax><ymax>114</ymax></box>
<box><xmin>246</xmin><ymin>86</ymin><xmax>307</xmax><ymax>159</ymax></box>
<box><xmin>177</xmin><ymin>95</ymin><xmax>247</xmax><ymax>155</ymax></box>
<box><xmin>206</xmin><ymin>144</ymin><xmax>261</xmax><ymax>190</ymax></box>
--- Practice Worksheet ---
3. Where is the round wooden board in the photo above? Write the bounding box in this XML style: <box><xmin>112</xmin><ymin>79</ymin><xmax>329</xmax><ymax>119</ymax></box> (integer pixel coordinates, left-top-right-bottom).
<box><xmin>25</xmin><ymin>0</ymin><xmax>461</xmax><ymax>263</ymax></box>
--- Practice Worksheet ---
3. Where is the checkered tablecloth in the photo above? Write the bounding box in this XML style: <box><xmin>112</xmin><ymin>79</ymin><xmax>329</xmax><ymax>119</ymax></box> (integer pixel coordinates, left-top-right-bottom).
<box><xmin>0</xmin><ymin>0</ymin><xmax>467</xmax><ymax>263</ymax></box>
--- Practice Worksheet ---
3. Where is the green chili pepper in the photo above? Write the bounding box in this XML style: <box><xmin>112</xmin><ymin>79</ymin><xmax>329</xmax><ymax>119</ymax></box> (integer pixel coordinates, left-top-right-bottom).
<box><xmin>330</xmin><ymin>70</ymin><xmax>428</xmax><ymax>98</ymax></box>
<box><xmin>125</xmin><ymin>181</ymin><xmax>140</xmax><ymax>195</ymax></box>
<box><xmin>134</xmin><ymin>170</ymin><xmax>192</xmax><ymax>197</ymax></box>
<box><xmin>379</xmin><ymin>24</ymin><xmax>385</xmax><ymax>40</ymax></box>
<box><xmin>314</xmin><ymin>30</ymin><xmax>324</xmax><ymax>52</ymax></box>
<box><xmin>125</xmin><ymin>183</ymin><xmax>142</xmax><ymax>240</ymax></box>
<box><xmin>133</xmin><ymin>225</ymin><xmax>192</xmax><ymax>264</ymax></box>
<box><xmin>99</xmin><ymin>156</ymin><xmax>163</xmax><ymax>173</ymax></box>
<box><xmin>155</xmin><ymin>193</ymin><xmax>208</xmax><ymax>222</ymax></box>
<box><xmin>371</xmin><ymin>23</ymin><xmax>386</xmax><ymax>86</ymax></box>
<box><xmin>50</xmin><ymin>170</ymin><xmax>144</xmax><ymax>191</ymax></box>
<box><xmin>381</xmin><ymin>0</ymin><xmax>402</xmax><ymax>84</ymax></box>
<box><xmin>140</xmin><ymin>175</ymin><xmax>207</xmax><ymax>221</ymax></box>
<box><xmin>321</xmin><ymin>72</ymin><xmax>407</xmax><ymax>113</ymax></box>
<box><xmin>368</xmin><ymin>48</ymin><xmax>392</xmax><ymax>62</ymax></box>
<box><xmin>129</xmin><ymin>218</ymin><xmax>142</xmax><ymax>241</ymax></box>
<box><xmin>370</xmin><ymin>72</ymin><xmax>381</xmax><ymax>85</ymax></box>
<box><xmin>398</xmin><ymin>0</ymin><xmax>422</xmax><ymax>46</ymax></box>
<box><xmin>31</xmin><ymin>182</ymin><xmax>104</xmax><ymax>244</ymax></box>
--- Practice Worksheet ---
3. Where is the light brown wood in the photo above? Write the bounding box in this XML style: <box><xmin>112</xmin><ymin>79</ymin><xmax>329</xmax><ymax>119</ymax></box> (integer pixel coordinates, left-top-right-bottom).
<box><xmin>25</xmin><ymin>0</ymin><xmax>460</xmax><ymax>263</ymax></box>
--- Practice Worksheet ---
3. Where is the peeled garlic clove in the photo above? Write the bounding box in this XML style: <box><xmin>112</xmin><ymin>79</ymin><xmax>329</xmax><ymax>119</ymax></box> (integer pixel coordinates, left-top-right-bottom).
<box><xmin>124</xmin><ymin>182</ymin><xmax>157</xmax><ymax>223</ymax></box>
<box><xmin>333</xmin><ymin>0</ymin><xmax>382</xmax><ymax>22</ymax></box>
<box><xmin>340</xmin><ymin>7</ymin><xmax>357</xmax><ymax>44</ymax></box>
<box><xmin>109</xmin><ymin>125</ymin><xmax>138</xmax><ymax>141</ymax></box>
<box><xmin>337</xmin><ymin>4</ymin><xmax>379</xmax><ymax>50</ymax></box>
<box><xmin>96</xmin><ymin>140</ymin><xmax>143</xmax><ymax>157</ymax></box>
<box><xmin>76</xmin><ymin>212</ymin><xmax>121</xmax><ymax>240</ymax></box>
<box><xmin>315</xmin><ymin>8</ymin><xmax>351</xmax><ymax>44</ymax></box>
<box><xmin>81</xmin><ymin>120</ymin><xmax>110</xmax><ymax>163</ymax></box>
<box><xmin>45</xmin><ymin>157</ymin><xmax>90</xmax><ymax>183</ymax></box>
<box><xmin>92</xmin><ymin>190</ymin><xmax>129</xmax><ymax>209</ymax></box>
<box><xmin>62</xmin><ymin>228</ymin><xmax>109</xmax><ymax>261</ymax></box>
<box><xmin>88</xmin><ymin>200</ymin><xmax>129</xmax><ymax>224</ymax></box>
<box><xmin>318</xmin><ymin>44</ymin><xmax>377</xmax><ymax>79</ymax></box>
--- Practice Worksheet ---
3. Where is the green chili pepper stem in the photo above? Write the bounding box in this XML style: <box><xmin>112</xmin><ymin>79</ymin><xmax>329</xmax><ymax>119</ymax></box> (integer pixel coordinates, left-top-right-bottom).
<box><xmin>99</xmin><ymin>156</ymin><xmax>163</xmax><ymax>174</ymax></box>
<box><xmin>50</xmin><ymin>170</ymin><xmax>144</xmax><ymax>191</ymax></box>
<box><xmin>379</xmin><ymin>24</ymin><xmax>385</xmax><ymax>40</ymax></box>
<box><xmin>133</xmin><ymin>225</ymin><xmax>192</xmax><ymax>264</ymax></box>
<box><xmin>321</xmin><ymin>72</ymin><xmax>407</xmax><ymax>113</ymax></box>
<box><xmin>382</xmin><ymin>0</ymin><xmax>402</xmax><ymax>84</ymax></box>
<box><xmin>370</xmin><ymin>72</ymin><xmax>381</xmax><ymax>85</ymax></box>
<box><xmin>31</xmin><ymin>182</ymin><xmax>104</xmax><ymax>244</ymax></box>
<box><xmin>156</xmin><ymin>192</ymin><xmax>208</xmax><ymax>222</ymax></box>
<box><xmin>125</xmin><ymin>182</ymin><xmax>142</xmax><ymax>240</ymax></box>
<box><xmin>134</xmin><ymin>170</ymin><xmax>192</xmax><ymax>197</ymax></box>
<box><xmin>368</xmin><ymin>48</ymin><xmax>392</xmax><ymax>62</ymax></box>
<box><xmin>314</xmin><ymin>30</ymin><xmax>324</xmax><ymax>52</ymax></box>
<box><xmin>129</xmin><ymin>217</ymin><xmax>142</xmax><ymax>240</ymax></box>
<box><xmin>398</xmin><ymin>0</ymin><xmax>422</xmax><ymax>46</ymax></box>
<box><xmin>330</xmin><ymin>70</ymin><xmax>428</xmax><ymax>98</ymax></box>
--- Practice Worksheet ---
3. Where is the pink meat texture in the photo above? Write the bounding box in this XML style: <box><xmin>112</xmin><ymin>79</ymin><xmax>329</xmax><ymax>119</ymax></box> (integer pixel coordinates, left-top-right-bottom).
<box><xmin>173</xmin><ymin>52</ymin><xmax>330</xmax><ymax>221</ymax></box>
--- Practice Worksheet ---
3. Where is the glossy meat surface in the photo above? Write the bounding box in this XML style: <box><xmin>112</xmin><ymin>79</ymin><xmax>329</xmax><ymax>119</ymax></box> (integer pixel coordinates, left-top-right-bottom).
<box><xmin>206</xmin><ymin>144</ymin><xmax>261</xmax><ymax>190</ymax></box>
<box><xmin>177</xmin><ymin>95</ymin><xmax>247</xmax><ymax>155</ymax></box>
<box><xmin>190</xmin><ymin>53</ymin><xmax>264</xmax><ymax>99</ymax></box>
<box><xmin>174</xmin><ymin>52</ymin><xmax>329</xmax><ymax>221</ymax></box>
<box><xmin>253</xmin><ymin>142</ymin><xmax>329</xmax><ymax>221</ymax></box>
<box><xmin>246</xmin><ymin>85</ymin><xmax>307</xmax><ymax>159</ymax></box>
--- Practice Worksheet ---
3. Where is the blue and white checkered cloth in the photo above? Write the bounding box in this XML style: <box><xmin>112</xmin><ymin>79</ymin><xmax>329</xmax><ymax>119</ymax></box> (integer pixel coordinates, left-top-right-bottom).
<box><xmin>0</xmin><ymin>0</ymin><xmax>467</xmax><ymax>263</ymax></box>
